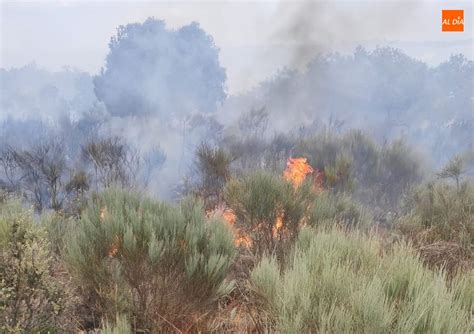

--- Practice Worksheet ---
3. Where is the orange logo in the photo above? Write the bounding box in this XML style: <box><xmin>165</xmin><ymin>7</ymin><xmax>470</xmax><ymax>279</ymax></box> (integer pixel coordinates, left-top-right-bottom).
<box><xmin>442</xmin><ymin>10</ymin><xmax>464</xmax><ymax>32</ymax></box>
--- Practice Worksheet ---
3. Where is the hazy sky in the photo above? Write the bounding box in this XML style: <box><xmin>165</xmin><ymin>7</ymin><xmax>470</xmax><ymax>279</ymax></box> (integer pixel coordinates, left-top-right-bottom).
<box><xmin>1</xmin><ymin>0</ymin><xmax>472</xmax><ymax>94</ymax></box>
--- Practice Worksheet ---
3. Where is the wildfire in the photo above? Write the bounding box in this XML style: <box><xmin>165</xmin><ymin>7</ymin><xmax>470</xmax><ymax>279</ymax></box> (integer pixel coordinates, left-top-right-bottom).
<box><xmin>222</xmin><ymin>208</ymin><xmax>237</xmax><ymax>226</ymax></box>
<box><xmin>206</xmin><ymin>157</ymin><xmax>323</xmax><ymax>250</ymax></box>
<box><xmin>209</xmin><ymin>206</ymin><xmax>252</xmax><ymax>248</ymax></box>
<box><xmin>284</xmin><ymin>157</ymin><xmax>314</xmax><ymax>188</ymax></box>
<box><xmin>235</xmin><ymin>235</ymin><xmax>253</xmax><ymax>248</ymax></box>
<box><xmin>272</xmin><ymin>213</ymin><xmax>284</xmax><ymax>237</ymax></box>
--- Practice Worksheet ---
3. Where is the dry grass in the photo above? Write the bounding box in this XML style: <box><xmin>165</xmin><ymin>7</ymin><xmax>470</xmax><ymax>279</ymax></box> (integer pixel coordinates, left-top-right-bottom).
<box><xmin>418</xmin><ymin>241</ymin><xmax>472</xmax><ymax>276</ymax></box>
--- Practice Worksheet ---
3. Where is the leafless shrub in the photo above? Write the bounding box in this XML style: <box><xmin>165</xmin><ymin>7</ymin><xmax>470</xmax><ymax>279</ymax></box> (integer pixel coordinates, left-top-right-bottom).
<box><xmin>81</xmin><ymin>136</ymin><xmax>140</xmax><ymax>190</ymax></box>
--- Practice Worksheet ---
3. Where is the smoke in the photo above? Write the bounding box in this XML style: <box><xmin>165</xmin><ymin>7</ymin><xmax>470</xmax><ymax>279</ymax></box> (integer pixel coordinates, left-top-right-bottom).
<box><xmin>0</xmin><ymin>64</ymin><xmax>97</xmax><ymax>123</ymax></box>
<box><xmin>90</xmin><ymin>18</ymin><xmax>225</xmax><ymax>197</ymax></box>
<box><xmin>1</xmin><ymin>10</ymin><xmax>473</xmax><ymax>201</ymax></box>
<box><xmin>94</xmin><ymin>18</ymin><xmax>226</xmax><ymax>119</ymax></box>
<box><xmin>271</xmin><ymin>1</ymin><xmax>420</xmax><ymax>69</ymax></box>
<box><xmin>219</xmin><ymin>48</ymin><xmax>473</xmax><ymax>167</ymax></box>
<box><xmin>216</xmin><ymin>0</ymin><xmax>471</xmax><ymax>167</ymax></box>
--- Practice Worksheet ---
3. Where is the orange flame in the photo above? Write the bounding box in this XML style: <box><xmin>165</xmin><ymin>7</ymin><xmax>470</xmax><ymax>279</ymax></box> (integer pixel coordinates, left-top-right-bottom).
<box><xmin>209</xmin><ymin>206</ymin><xmax>252</xmax><ymax>248</ymax></box>
<box><xmin>235</xmin><ymin>235</ymin><xmax>253</xmax><ymax>248</ymax></box>
<box><xmin>272</xmin><ymin>213</ymin><xmax>284</xmax><ymax>237</ymax></box>
<box><xmin>222</xmin><ymin>208</ymin><xmax>237</xmax><ymax>226</ymax></box>
<box><xmin>284</xmin><ymin>157</ymin><xmax>314</xmax><ymax>188</ymax></box>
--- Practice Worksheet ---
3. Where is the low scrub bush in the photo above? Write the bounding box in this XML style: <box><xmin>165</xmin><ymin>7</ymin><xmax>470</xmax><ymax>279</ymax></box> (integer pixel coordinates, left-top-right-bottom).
<box><xmin>65</xmin><ymin>188</ymin><xmax>236</xmax><ymax>332</ymax></box>
<box><xmin>193</xmin><ymin>143</ymin><xmax>233</xmax><ymax>210</ymax></box>
<box><xmin>251</xmin><ymin>227</ymin><xmax>472</xmax><ymax>333</ymax></box>
<box><xmin>225</xmin><ymin>171</ymin><xmax>315</xmax><ymax>257</ymax></box>
<box><xmin>397</xmin><ymin>179</ymin><xmax>474</xmax><ymax>274</ymax></box>
<box><xmin>0</xmin><ymin>198</ymin><xmax>72</xmax><ymax>332</ymax></box>
<box><xmin>295</xmin><ymin>132</ymin><xmax>423</xmax><ymax>209</ymax></box>
<box><xmin>308</xmin><ymin>192</ymin><xmax>370</xmax><ymax>229</ymax></box>
<box><xmin>40</xmin><ymin>211</ymin><xmax>76</xmax><ymax>256</ymax></box>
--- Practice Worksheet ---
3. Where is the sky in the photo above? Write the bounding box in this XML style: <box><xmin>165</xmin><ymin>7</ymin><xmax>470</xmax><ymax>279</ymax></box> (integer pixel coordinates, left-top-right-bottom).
<box><xmin>1</xmin><ymin>0</ymin><xmax>473</xmax><ymax>94</ymax></box>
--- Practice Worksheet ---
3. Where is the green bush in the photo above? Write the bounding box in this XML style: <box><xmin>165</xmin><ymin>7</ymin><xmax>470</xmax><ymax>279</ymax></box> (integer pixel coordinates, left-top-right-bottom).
<box><xmin>294</xmin><ymin>132</ymin><xmax>422</xmax><ymax>209</ymax></box>
<box><xmin>377</xmin><ymin>140</ymin><xmax>423</xmax><ymax>209</ymax></box>
<box><xmin>397</xmin><ymin>179</ymin><xmax>474</xmax><ymax>273</ymax></box>
<box><xmin>404</xmin><ymin>181</ymin><xmax>473</xmax><ymax>245</ymax></box>
<box><xmin>295</xmin><ymin>133</ymin><xmax>355</xmax><ymax>194</ymax></box>
<box><xmin>225</xmin><ymin>171</ymin><xmax>315</xmax><ymax>257</ymax></box>
<box><xmin>193</xmin><ymin>143</ymin><xmax>233</xmax><ymax>210</ymax></box>
<box><xmin>40</xmin><ymin>211</ymin><xmax>75</xmax><ymax>256</ymax></box>
<box><xmin>65</xmin><ymin>188</ymin><xmax>236</xmax><ymax>332</ymax></box>
<box><xmin>0</xmin><ymin>199</ymin><xmax>71</xmax><ymax>333</ymax></box>
<box><xmin>251</xmin><ymin>228</ymin><xmax>472</xmax><ymax>333</ymax></box>
<box><xmin>308</xmin><ymin>192</ymin><xmax>370</xmax><ymax>229</ymax></box>
<box><xmin>342</xmin><ymin>130</ymin><xmax>379</xmax><ymax>188</ymax></box>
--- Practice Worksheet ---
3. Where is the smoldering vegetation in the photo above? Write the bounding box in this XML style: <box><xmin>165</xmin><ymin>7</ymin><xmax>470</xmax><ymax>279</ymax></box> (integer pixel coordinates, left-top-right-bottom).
<box><xmin>1</xmin><ymin>17</ymin><xmax>473</xmax><ymax>333</ymax></box>
<box><xmin>1</xmin><ymin>18</ymin><xmax>472</xmax><ymax>201</ymax></box>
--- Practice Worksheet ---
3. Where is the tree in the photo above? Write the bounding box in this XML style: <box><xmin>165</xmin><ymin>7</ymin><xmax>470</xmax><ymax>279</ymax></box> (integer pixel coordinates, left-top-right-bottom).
<box><xmin>94</xmin><ymin>18</ymin><xmax>226</xmax><ymax>118</ymax></box>
<box><xmin>2</xmin><ymin>141</ymin><xmax>68</xmax><ymax>212</ymax></box>
<box><xmin>0</xmin><ymin>147</ymin><xmax>22</xmax><ymax>193</ymax></box>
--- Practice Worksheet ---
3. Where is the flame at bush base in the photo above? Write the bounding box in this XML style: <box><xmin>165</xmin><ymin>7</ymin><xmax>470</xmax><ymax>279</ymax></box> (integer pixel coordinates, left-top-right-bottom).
<box><xmin>223</xmin><ymin>208</ymin><xmax>253</xmax><ymax>248</ymax></box>
<box><xmin>212</xmin><ymin>157</ymin><xmax>323</xmax><ymax>249</ymax></box>
<box><xmin>208</xmin><ymin>206</ymin><xmax>252</xmax><ymax>248</ymax></box>
<box><xmin>272</xmin><ymin>213</ymin><xmax>284</xmax><ymax>238</ymax></box>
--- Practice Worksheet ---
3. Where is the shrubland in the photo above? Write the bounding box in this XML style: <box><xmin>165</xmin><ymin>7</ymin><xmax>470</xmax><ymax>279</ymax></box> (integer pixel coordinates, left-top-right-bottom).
<box><xmin>251</xmin><ymin>227</ymin><xmax>472</xmax><ymax>333</ymax></box>
<box><xmin>65</xmin><ymin>189</ymin><xmax>236</xmax><ymax>332</ymax></box>
<box><xmin>0</xmin><ymin>131</ymin><xmax>472</xmax><ymax>332</ymax></box>
<box><xmin>1</xmin><ymin>18</ymin><xmax>472</xmax><ymax>331</ymax></box>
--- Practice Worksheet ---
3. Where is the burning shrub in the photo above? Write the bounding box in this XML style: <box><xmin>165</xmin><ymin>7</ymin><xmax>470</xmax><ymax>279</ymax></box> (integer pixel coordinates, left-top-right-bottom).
<box><xmin>294</xmin><ymin>132</ymin><xmax>423</xmax><ymax>209</ymax></box>
<box><xmin>283</xmin><ymin>157</ymin><xmax>314</xmax><ymax>188</ymax></box>
<box><xmin>250</xmin><ymin>227</ymin><xmax>471</xmax><ymax>333</ymax></box>
<box><xmin>0</xmin><ymin>198</ymin><xmax>72</xmax><ymax>332</ymax></box>
<box><xmin>296</xmin><ymin>133</ymin><xmax>355</xmax><ymax>193</ymax></box>
<box><xmin>65</xmin><ymin>188</ymin><xmax>236</xmax><ymax>332</ymax></box>
<box><xmin>224</xmin><ymin>171</ymin><xmax>315</xmax><ymax>257</ymax></box>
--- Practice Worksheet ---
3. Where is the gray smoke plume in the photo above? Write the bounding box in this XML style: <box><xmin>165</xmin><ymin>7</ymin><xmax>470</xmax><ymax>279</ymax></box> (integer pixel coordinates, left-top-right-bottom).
<box><xmin>271</xmin><ymin>1</ymin><xmax>420</xmax><ymax>69</ymax></box>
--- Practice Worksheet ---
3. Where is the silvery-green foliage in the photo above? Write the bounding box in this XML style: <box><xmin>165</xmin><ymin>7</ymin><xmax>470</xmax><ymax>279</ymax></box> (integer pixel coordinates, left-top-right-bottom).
<box><xmin>251</xmin><ymin>227</ymin><xmax>472</xmax><ymax>333</ymax></box>
<box><xmin>66</xmin><ymin>188</ymin><xmax>236</xmax><ymax>331</ymax></box>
